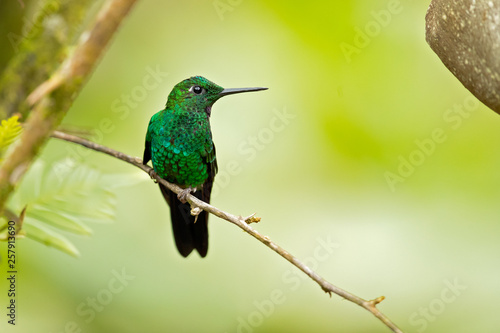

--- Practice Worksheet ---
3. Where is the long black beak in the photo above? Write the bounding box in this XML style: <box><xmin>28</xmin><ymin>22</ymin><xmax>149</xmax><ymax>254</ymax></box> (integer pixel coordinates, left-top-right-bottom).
<box><xmin>219</xmin><ymin>87</ymin><xmax>268</xmax><ymax>97</ymax></box>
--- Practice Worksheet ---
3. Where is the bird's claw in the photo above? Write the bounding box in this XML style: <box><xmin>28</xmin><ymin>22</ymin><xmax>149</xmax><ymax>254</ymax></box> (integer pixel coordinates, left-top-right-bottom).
<box><xmin>191</xmin><ymin>207</ymin><xmax>202</xmax><ymax>223</ymax></box>
<box><xmin>178</xmin><ymin>187</ymin><xmax>196</xmax><ymax>204</ymax></box>
<box><xmin>148</xmin><ymin>169</ymin><xmax>158</xmax><ymax>183</ymax></box>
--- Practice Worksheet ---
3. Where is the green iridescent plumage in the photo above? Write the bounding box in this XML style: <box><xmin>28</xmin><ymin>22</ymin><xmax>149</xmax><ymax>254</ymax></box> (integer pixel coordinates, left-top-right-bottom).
<box><xmin>146</xmin><ymin>100</ymin><xmax>217</xmax><ymax>188</ymax></box>
<box><xmin>143</xmin><ymin>76</ymin><xmax>267</xmax><ymax>258</ymax></box>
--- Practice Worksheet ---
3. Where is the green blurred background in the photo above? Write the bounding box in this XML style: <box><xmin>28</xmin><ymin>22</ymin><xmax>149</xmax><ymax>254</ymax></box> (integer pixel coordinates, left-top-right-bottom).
<box><xmin>1</xmin><ymin>0</ymin><xmax>500</xmax><ymax>332</ymax></box>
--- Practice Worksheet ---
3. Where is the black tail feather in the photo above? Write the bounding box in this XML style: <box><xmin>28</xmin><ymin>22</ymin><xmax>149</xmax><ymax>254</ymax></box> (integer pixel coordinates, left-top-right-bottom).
<box><xmin>159</xmin><ymin>184</ymin><xmax>208</xmax><ymax>257</ymax></box>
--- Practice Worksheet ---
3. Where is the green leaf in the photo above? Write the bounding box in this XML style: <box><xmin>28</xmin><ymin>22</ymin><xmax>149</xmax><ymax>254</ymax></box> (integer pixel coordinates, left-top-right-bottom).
<box><xmin>9</xmin><ymin>160</ymin><xmax>118</xmax><ymax>226</ymax></box>
<box><xmin>0</xmin><ymin>115</ymin><xmax>23</xmax><ymax>160</ymax></box>
<box><xmin>23</xmin><ymin>218</ymin><xmax>80</xmax><ymax>257</ymax></box>
<box><xmin>28</xmin><ymin>205</ymin><xmax>93</xmax><ymax>235</ymax></box>
<box><xmin>8</xmin><ymin>160</ymin><xmax>130</xmax><ymax>255</ymax></box>
<box><xmin>36</xmin><ymin>164</ymin><xmax>118</xmax><ymax>224</ymax></box>
<box><xmin>6</xmin><ymin>160</ymin><xmax>143</xmax><ymax>256</ymax></box>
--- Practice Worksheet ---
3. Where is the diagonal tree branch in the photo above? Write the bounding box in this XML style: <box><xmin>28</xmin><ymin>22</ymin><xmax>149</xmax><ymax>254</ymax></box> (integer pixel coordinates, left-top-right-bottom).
<box><xmin>51</xmin><ymin>130</ymin><xmax>403</xmax><ymax>333</ymax></box>
<box><xmin>0</xmin><ymin>0</ymin><xmax>138</xmax><ymax>216</ymax></box>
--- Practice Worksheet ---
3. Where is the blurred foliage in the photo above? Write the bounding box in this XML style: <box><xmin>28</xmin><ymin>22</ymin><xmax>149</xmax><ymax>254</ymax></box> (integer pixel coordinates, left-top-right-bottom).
<box><xmin>0</xmin><ymin>115</ymin><xmax>22</xmax><ymax>162</ymax></box>
<box><xmin>1</xmin><ymin>1</ymin><xmax>500</xmax><ymax>333</ymax></box>
<box><xmin>3</xmin><ymin>160</ymin><xmax>143</xmax><ymax>256</ymax></box>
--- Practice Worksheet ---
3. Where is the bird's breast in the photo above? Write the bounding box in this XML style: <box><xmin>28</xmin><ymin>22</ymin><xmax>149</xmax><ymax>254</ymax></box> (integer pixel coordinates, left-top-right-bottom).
<box><xmin>151</xmin><ymin>113</ymin><xmax>213</xmax><ymax>187</ymax></box>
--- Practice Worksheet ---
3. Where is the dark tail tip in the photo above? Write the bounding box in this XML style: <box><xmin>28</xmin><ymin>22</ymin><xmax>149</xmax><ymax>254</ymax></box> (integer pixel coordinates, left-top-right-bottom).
<box><xmin>159</xmin><ymin>184</ymin><xmax>208</xmax><ymax>258</ymax></box>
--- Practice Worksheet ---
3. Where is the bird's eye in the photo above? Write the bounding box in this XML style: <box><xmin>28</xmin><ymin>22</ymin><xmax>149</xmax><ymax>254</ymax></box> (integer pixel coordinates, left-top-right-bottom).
<box><xmin>190</xmin><ymin>85</ymin><xmax>204</xmax><ymax>95</ymax></box>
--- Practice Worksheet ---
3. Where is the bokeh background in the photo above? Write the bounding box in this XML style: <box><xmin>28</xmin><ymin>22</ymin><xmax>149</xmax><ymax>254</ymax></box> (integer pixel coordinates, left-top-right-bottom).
<box><xmin>1</xmin><ymin>1</ymin><xmax>500</xmax><ymax>332</ymax></box>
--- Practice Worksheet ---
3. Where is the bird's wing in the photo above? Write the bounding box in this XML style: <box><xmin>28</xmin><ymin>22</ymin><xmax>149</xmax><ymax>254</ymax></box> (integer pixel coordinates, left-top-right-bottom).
<box><xmin>143</xmin><ymin>117</ymin><xmax>155</xmax><ymax>165</ymax></box>
<box><xmin>206</xmin><ymin>141</ymin><xmax>218</xmax><ymax>177</ymax></box>
<box><xmin>143</xmin><ymin>140</ymin><xmax>151</xmax><ymax>165</ymax></box>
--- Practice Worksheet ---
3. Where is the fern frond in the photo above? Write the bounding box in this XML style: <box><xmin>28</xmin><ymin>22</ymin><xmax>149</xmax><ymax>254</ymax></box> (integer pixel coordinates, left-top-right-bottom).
<box><xmin>0</xmin><ymin>115</ymin><xmax>23</xmax><ymax>158</ymax></box>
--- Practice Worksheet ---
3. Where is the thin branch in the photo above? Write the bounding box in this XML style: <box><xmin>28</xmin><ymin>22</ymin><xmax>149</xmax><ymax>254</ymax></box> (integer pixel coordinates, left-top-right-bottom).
<box><xmin>0</xmin><ymin>0</ymin><xmax>138</xmax><ymax>216</ymax></box>
<box><xmin>51</xmin><ymin>130</ymin><xmax>403</xmax><ymax>333</ymax></box>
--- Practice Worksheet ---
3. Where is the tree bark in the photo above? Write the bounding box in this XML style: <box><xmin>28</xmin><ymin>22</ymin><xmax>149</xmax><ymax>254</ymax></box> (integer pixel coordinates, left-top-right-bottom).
<box><xmin>0</xmin><ymin>0</ymin><xmax>94</xmax><ymax>120</ymax></box>
<box><xmin>426</xmin><ymin>0</ymin><xmax>500</xmax><ymax>115</ymax></box>
<box><xmin>0</xmin><ymin>0</ymin><xmax>138</xmax><ymax>216</ymax></box>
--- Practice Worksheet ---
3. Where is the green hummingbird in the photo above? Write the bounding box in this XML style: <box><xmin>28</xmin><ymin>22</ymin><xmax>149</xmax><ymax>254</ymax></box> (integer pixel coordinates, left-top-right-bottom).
<box><xmin>143</xmin><ymin>76</ymin><xmax>267</xmax><ymax>257</ymax></box>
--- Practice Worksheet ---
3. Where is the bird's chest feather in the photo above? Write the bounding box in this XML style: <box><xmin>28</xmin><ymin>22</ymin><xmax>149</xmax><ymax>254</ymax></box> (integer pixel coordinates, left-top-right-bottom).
<box><xmin>150</xmin><ymin>111</ymin><xmax>214</xmax><ymax>187</ymax></box>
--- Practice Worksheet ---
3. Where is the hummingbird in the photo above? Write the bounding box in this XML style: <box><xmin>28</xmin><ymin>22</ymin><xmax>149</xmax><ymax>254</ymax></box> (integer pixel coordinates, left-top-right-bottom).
<box><xmin>143</xmin><ymin>76</ymin><xmax>267</xmax><ymax>257</ymax></box>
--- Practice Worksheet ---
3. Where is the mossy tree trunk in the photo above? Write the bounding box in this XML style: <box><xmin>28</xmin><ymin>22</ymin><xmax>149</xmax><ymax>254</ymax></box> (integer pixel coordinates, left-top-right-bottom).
<box><xmin>0</xmin><ymin>0</ymin><xmax>138</xmax><ymax>215</ymax></box>
<box><xmin>0</xmin><ymin>0</ymin><xmax>96</xmax><ymax>120</ymax></box>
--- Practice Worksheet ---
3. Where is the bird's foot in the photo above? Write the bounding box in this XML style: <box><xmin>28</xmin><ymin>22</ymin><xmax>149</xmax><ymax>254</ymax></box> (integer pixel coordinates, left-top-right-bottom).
<box><xmin>148</xmin><ymin>169</ymin><xmax>158</xmax><ymax>183</ymax></box>
<box><xmin>178</xmin><ymin>187</ymin><xmax>196</xmax><ymax>204</ymax></box>
<box><xmin>191</xmin><ymin>207</ymin><xmax>202</xmax><ymax>223</ymax></box>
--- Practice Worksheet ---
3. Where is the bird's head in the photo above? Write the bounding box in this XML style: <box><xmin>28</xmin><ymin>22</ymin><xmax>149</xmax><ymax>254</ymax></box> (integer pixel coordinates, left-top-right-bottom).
<box><xmin>166</xmin><ymin>76</ymin><xmax>267</xmax><ymax>116</ymax></box>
